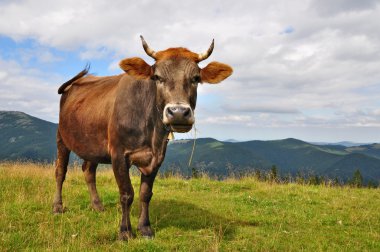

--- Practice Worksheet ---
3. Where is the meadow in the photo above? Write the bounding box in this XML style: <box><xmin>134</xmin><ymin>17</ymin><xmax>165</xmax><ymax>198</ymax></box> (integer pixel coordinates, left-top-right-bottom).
<box><xmin>0</xmin><ymin>162</ymin><xmax>379</xmax><ymax>251</ymax></box>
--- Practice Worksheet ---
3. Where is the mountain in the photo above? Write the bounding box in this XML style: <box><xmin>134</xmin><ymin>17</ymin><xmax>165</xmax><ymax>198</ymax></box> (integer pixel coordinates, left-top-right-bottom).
<box><xmin>326</xmin><ymin>153</ymin><xmax>380</xmax><ymax>182</ymax></box>
<box><xmin>0</xmin><ymin>111</ymin><xmax>57</xmax><ymax>161</ymax></box>
<box><xmin>345</xmin><ymin>144</ymin><xmax>380</xmax><ymax>159</ymax></box>
<box><xmin>162</xmin><ymin>138</ymin><xmax>380</xmax><ymax>183</ymax></box>
<box><xmin>310</xmin><ymin>141</ymin><xmax>368</xmax><ymax>147</ymax></box>
<box><xmin>1</xmin><ymin>111</ymin><xmax>379</xmax><ymax>183</ymax></box>
<box><xmin>335</xmin><ymin>141</ymin><xmax>371</xmax><ymax>147</ymax></box>
<box><xmin>311</xmin><ymin>141</ymin><xmax>370</xmax><ymax>147</ymax></box>
<box><xmin>224</xmin><ymin>138</ymin><xmax>239</xmax><ymax>143</ymax></box>
<box><xmin>162</xmin><ymin>138</ymin><xmax>271</xmax><ymax>177</ymax></box>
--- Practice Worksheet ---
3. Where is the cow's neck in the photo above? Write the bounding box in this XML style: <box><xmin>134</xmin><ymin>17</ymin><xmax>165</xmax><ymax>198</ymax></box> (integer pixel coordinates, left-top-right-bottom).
<box><xmin>153</xmin><ymin>103</ymin><xmax>171</xmax><ymax>142</ymax></box>
<box><xmin>147</xmin><ymin>82</ymin><xmax>171</xmax><ymax>173</ymax></box>
<box><xmin>149</xmin><ymin>104</ymin><xmax>170</xmax><ymax>170</ymax></box>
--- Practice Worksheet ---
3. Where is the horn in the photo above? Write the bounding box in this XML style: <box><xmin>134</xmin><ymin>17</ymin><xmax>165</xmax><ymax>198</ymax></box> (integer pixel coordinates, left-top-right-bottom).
<box><xmin>140</xmin><ymin>35</ymin><xmax>157</xmax><ymax>59</ymax></box>
<box><xmin>198</xmin><ymin>39</ymin><xmax>214</xmax><ymax>62</ymax></box>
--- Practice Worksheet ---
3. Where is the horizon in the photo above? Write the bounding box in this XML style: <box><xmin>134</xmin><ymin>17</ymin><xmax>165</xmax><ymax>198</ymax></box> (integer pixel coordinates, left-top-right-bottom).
<box><xmin>1</xmin><ymin>1</ymin><xmax>380</xmax><ymax>143</ymax></box>
<box><xmin>1</xmin><ymin>110</ymin><xmax>377</xmax><ymax>145</ymax></box>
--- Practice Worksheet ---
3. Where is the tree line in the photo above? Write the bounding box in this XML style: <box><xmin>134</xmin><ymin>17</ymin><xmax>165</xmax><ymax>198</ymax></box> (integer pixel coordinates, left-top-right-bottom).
<box><xmin>164</xmin><ymin>165</ymin><xmax>378</xmax><ymax>188</ymax></box>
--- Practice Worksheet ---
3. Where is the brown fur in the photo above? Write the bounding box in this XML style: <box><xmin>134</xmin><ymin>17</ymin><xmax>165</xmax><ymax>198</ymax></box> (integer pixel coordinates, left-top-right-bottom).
<box><xmin>155</xmin><ymin>47</ymin><xmax>200</xmax><ymax>62</ymax></box>
<box><xmin>201</xmin><ymin>61</ymin><xmax>233</xmax><ymax>84</ymax></box>
<box><xmin>119</xmin><ymin>57</ymin><xmax>152</xmax><ymax>79</ymax></box>
<box><xmin>54</xmin><ymin>71</ymin><xmax>169</xmax><ymax>239</ymax></box>
<box><xmin>53</xmin><ymin>42</ymin><xmax>233</xmax><ymax>241</ymax></box>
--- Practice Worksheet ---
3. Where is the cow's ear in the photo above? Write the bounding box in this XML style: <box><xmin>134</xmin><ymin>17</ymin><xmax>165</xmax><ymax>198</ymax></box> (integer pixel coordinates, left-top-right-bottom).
<box><xmin>119</xmin><ymin>57</ymin><xmax>152</xmax><ymax>79</ymax></box>
<box><xmin>200</xmin><ymin>62</ymin><xmax>233</xmax><ymax>84</ymax></box>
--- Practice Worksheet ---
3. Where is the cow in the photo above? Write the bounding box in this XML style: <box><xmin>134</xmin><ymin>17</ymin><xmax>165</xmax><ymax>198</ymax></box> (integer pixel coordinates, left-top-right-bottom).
<box><xmin>52</xmin><ymin>36</ymin><xmax>233</xmax><ymax>240</ymax></box>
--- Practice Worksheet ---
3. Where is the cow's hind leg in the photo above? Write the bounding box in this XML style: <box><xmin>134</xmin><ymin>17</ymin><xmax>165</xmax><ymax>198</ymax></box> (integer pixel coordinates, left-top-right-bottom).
<box><xmin>137</xmin><ymin>170</ymin><xmax>157</xmax><ymax>238</ymax></box>
<box><xmin>82</xmin><ymin>161</ymin><xmax>104</xmax><ymax>211</ymax></box>
<box><xmin>52</xmin><ymin>130</ymin><xmax>70</xmax><ymax>213</ymax></box>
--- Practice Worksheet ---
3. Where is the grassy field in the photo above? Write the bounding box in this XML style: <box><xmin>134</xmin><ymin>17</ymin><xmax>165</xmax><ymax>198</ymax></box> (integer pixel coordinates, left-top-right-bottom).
<box><xmin>0</xmin><ymin>162</ymin><xmax>379</xmax><ymax>251</ymax></box>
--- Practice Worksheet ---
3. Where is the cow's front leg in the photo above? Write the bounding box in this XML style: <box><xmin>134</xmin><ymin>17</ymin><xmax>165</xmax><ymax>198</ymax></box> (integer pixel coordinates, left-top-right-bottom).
<box><xmin>112</xmin><ymin>155</ymin><xmax>135</xmax><ymax>241</ymax></box>
<box><xmin>137</xmin><ymin>170</ymin><xmax>157</xmax><ymax>238</ymax></box>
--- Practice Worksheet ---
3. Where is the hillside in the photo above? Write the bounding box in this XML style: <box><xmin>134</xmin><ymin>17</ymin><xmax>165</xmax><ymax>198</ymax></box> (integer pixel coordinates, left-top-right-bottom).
<box><xmin>326</xmin><ymin>153</ymin><xmax>380</xmax><ymax>181</ymax></box>
<box><xmin>163</xmin><ymin>138</ymin><xmax>380</xmax><ymax>183</ymax></box>
<box><xmin>0</xmin><ymin>111</ymin><xmax>57</xmax><ymax>161</ymax></box>
<box><xmin>1</xmin><ymin>163</ymin><xmax>379</xmax><ymax>251</ymax></box>
<box><xmin>1</xmin><ymin>111</ymin><xmax>380</xmax><ymax>183</ymax></box>
<box><xmin>346</xmin><ymin>144</ymin><xmax>380</xmax><ymax>159</ymax></box>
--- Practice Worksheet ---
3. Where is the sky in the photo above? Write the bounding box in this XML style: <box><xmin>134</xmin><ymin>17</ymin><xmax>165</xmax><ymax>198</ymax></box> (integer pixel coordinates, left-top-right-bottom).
<box><xmin>1</xmin><ymin>0</ymin><xmax>380</xmax><ymax>143</ymax></box>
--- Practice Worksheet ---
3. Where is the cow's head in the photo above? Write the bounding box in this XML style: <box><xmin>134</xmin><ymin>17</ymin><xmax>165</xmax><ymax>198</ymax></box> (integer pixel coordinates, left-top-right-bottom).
<box><xmin>119</xmin><ymin>36</ymin><xmax>233</xmax><ymax>133</ymax></box>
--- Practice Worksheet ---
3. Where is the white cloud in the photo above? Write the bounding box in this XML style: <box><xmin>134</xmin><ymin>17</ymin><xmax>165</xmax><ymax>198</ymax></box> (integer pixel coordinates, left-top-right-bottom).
<box><xmin>18</xmin><ymin>47</ymin><xmax>63</xmax><ymax>64</ymax></box>
<box><xmin>0</xmin><ymin>0</ymin><xmax>380</xmax><ymax>141</ymax></box>
<box><xmin>0</xmin><ymin>57</ymin><xmax>61</xmax><ymax>122</ymax></box>
<box><xmin>199</xmin><ymin>115</ymin><xmax>252</xmax><ymax>125</ymax></box>
<box><xmin>310</xmin><ymin>0</ymin><xmax>379</xmax><ymax>16</ymax></box>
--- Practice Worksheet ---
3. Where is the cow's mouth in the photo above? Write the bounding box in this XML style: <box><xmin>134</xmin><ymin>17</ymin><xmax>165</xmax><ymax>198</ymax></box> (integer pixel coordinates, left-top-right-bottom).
<box><xmin>170</xmin><ymin>124</ymin><xmax>193</xmax><ymax>133</ymax></box>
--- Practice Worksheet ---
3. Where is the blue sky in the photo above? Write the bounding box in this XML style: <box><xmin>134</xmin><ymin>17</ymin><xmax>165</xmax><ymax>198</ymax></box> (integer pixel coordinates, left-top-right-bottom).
<box><xmin>0</xmin><ymin>35</ymin><xmax>115</xmax><ymax>77</ymax></box>
<box><xmin>1</xmin><ymin>0</ymin><xmax>380</xmax><ymax>143</ymax></box>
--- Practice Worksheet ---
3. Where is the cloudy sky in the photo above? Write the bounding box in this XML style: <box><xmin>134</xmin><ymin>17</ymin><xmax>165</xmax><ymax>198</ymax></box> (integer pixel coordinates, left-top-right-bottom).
<box><xmin>1</xmin><ymin>0</ymin><xmax>380</xmax><ymax>142</ymax></box>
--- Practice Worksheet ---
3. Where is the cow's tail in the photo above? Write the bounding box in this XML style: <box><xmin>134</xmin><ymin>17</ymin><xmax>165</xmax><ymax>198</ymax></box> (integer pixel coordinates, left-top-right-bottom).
<box><xmin>57</xmin><ymin>64</ymin><xmax>90</xmax><ymax>94</ymax></box>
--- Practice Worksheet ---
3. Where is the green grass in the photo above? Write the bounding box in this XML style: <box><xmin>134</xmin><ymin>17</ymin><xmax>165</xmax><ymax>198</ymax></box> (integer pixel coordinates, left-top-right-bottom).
<box><xmin>1</xmin><ymin>162</ymin><xmax>379</xmax><ymax>251</ymax></box>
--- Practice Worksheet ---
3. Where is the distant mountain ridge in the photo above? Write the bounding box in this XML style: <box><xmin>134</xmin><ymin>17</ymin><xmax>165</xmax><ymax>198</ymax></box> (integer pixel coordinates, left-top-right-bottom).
<box><xmin>1</xmin><ymin>111</ymin><xmax>379</xmax><ymax>183</ymax></box>
<box><xmin>163</xmin><ymin>138</ymin><xmax>380</xmax><ymax>183</ymax></box>
<box><xmin>0</xmin><ymin>111</ymin><xmax>57</xmax><ymax>161</ymax></box>
<box><xmin>311</xmin><ymin>141</ymin><xmax>372</xmax><ymax>147</ymax></box>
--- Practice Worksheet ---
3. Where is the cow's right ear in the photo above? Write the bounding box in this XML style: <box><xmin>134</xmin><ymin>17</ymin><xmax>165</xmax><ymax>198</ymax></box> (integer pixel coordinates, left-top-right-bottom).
<box><xmin>119</xmin><ymin>57</ymin><xmax>152</xmax><ymax>79</ymax></box>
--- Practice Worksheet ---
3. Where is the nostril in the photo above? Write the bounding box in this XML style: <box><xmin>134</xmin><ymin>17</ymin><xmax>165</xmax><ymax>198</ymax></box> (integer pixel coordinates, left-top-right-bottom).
<box><xmin>183</xmin><ymin>108</ymin><xmax>191</xmax><ymax>118</ymax></box>
<box><xmin>165</xmin><ymin>105</ymin><xmax>192</xmax><ymax>121</ymax></box>
<box><xmin>168</xmin><ymin>107</ymin><xmax>175</xmax><ymax>116</ymax></box>
<box><xmin>166</xmin><ymin>107</ymin><xmax>175</xmax><ymax>119</ymax></box>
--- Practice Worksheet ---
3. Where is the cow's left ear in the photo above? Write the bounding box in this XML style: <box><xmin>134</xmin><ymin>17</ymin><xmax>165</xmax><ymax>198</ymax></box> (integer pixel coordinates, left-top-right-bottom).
<box><xmin>119</xmin><ymin>57</ymin><xmax>152</xmax><ymax>79</ymax></box>
<box><xmin>200</xmin><ymin>62</ymin><xmax>233</xmax><ymax>84</ymax></box>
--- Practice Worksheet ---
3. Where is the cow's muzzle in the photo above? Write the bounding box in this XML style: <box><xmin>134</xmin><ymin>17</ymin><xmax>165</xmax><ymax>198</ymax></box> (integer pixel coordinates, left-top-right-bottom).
<box><xmin>163</xmin><ymin>103</ymin><xmax>194</xmax><ymax>133</ymax></box>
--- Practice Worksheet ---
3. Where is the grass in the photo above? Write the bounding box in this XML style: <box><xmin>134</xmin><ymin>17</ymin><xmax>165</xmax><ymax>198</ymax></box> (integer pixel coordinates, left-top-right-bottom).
<box><xmin>0</xmin><ymin>162</ymin><xmax>379</xmax><ymax>251</ymax></box>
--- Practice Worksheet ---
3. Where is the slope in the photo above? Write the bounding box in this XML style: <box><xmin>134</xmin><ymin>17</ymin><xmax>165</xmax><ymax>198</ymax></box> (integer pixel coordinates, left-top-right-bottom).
<box><xmin>0</xmin><ymin>111</ymin><xmax>57</xmax><ymax>161</ymax></box>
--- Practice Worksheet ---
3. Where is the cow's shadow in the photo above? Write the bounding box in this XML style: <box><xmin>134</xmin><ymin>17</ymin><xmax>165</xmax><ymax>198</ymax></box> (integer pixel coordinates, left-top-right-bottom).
<box><xmin>130</xmin><ymin>199</ymin><xmax>258</xmax><ymax>240</ymax></box>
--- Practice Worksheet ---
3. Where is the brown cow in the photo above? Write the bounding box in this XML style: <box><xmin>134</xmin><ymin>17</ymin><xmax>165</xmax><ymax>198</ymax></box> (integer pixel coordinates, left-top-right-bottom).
<box><xmin>53</xmin><ymin>36</ymin><xmax>233</xmax><ymax>240</ymax></box>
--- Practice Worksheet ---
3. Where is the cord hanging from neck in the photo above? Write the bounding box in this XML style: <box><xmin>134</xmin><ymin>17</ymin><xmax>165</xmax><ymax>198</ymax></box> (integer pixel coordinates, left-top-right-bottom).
<box><xmin>188</xmin><ymin>125</ymin><xmax>197</xmax><ymax>167</ymax></box>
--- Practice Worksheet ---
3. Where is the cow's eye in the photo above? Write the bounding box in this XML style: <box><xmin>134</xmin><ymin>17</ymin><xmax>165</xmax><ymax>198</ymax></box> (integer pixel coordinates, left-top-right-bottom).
<box><xmin>191</xmin><ymin>76</ymin><xmax>201</xmax><ymax>85</ymax></box>
<box><xmin>152</xmin><ymin>75</ymin><xmax>164</xmax><ymax>83</ymax></box>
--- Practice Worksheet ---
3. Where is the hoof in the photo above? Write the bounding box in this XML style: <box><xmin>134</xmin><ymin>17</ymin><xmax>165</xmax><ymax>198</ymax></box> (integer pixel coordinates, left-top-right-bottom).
<box><xmin>91</xmin><ymin>203</ymin><xmax>105</xmax><ymax>212</ymax></box>
<box><xmin>52</xmin><ymin>204</ymin><xmax>66</xmax><ymax>214</ymax></box>
<box><xmin>118</xmin><ymin>231</ymin><xmax>135</xmax><ymax>241</ymax></box>
<box><xmin>138</xmin><ymin>225</ymin><xmax>154</xmax><ymax>239</ymax></box>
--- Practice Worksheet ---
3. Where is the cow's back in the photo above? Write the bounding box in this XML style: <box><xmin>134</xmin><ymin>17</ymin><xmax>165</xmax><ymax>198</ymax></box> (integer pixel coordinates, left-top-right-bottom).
<box><xmin>58</xmin><ymin>74</ymin><xmax>123</xmax><ymax>162</ymax></box>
